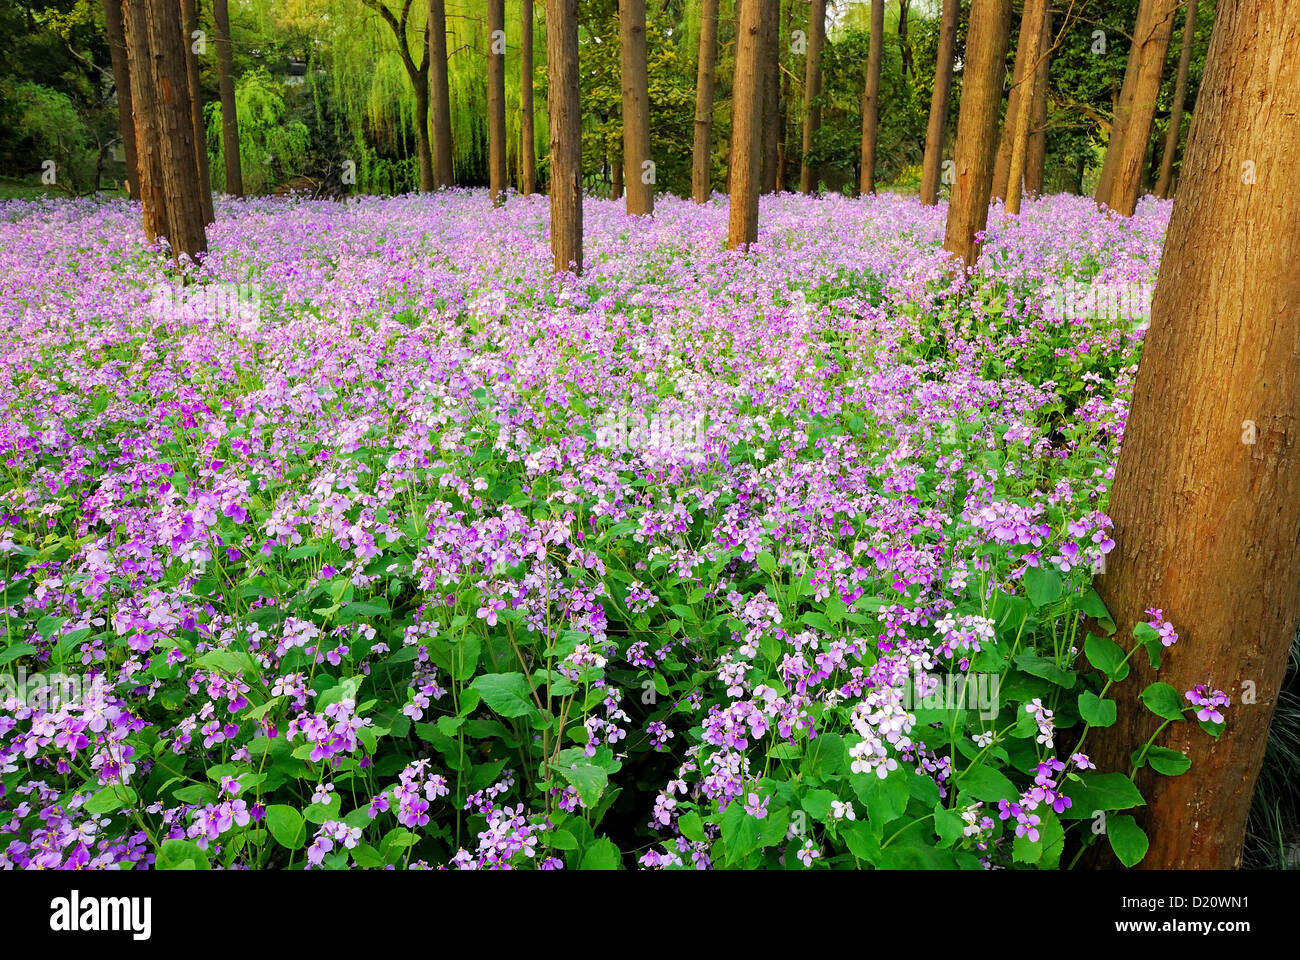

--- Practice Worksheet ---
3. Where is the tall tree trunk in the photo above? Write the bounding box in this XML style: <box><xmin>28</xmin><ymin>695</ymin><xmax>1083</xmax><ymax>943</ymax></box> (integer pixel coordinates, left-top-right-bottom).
<box><xmin>1154</xmin><ymin>0</ymin><xmax>1195</xmax><ymax>199</ymax></box>
<box><xmin>611</xmin><ymin>158</ymin><xmax>623</xmax><ymax>199</ymax></box>
<box><xmin>691</xmin><ymin>0</ymin><xmax>720</xmax><ymax>203</ymax></box>
<box><xmin>413</xmin><ymin>78</ymin><xmax>434</xmax><ymax>193</ymax></box>
<box><xmin>520</xmin><ymin>0</ymin><xmax>536</xmax><ymax>195</ymax></box>
<box><xmin>548</xmin><ymin>0</ymin><xmax>582</xmax><ymax>273</ymax></box>
<box><xmin>799</xmin><ymin>0</ymin><xmax>826</xmax><ymax>194</ymax></box>
<box><xmin>1095</xmin><ymin>1</ymin><xmax>1151</xmax><ymax>208</ymax></box>
<box><xmin>429</xmin><ymin>0</ymin><xmax>454</xmax><ymax>188</ymax></box>
<box><xmin>179</xmin><ymin>0</ymin><xmax>214</xmax><ymax>224</ymax></box>
<box><xmin>991</xmin><ymin>0</ymin><xmax>1032</xmax><ymax>203</ymax></box>
<box><xmin>125</xmin><ymin>0</ymin><xmax>207</xmax><ymax>262</ymax></box>
<box><xmin>122</xmin><ymin>0</ymin><xmax>168</xmax><ymax>241</ymax></box>
<box><xmin>942</xmin><ymin>0</ymin><xmax>1011</xmax><ymax>267</ymax></box>
<box><xmin>1024</xmin><ymin>5</ymin><xmax>1051</xmax><ymax>199</ymax></box>
<box><xmin>1092</xmin><ymin>0</ymin><xmax>1300</xmax><ymax>870</ymax></box>
<box><xmin>728</xmin><ymin>0</ymin><xmax>765</xmax><ymax>249</ymax></box>
<box><xmin>918</xmin><ymin>0</ymin><xmax>958</xmax><ymax>206</ymax></box>
<box><xmin>760</xmin><ymin>0</ymin><xmax>780</xmax><ymax>193</ymax></box>
<box><xmin>858</xmin><ymin>0</ymin><xmax>883</xmax><ymax>195</ymax></box>
<box><xmin>619</xmin><ymin>0</ymin><xmax>653</xmax><ymax>215</ymax></box>
<box><xmin>898</xmin><ymin>0</ymin><xmax>912</xmax><ymax>78</ymax></box>
<box><xmin>1003</xmin><ymin>0</ymin><xmax>1046</xmax><ymax>215</ymax></box>
<box><xmin>776</xmin><ymin>0</ymin><xmax>793</xmax><ymax>190</ymax></box>
<box><xmin>1109</xmin><ymin>0</ymin><xmax>1177</xmax><ymax>216</ymax></box>
<box><xmin>212</xmin><ymin>0</ymin><xmax>241</xmax><ymax>196</ymax></box>
<box><xmin>103</xmin><ymin>0</ymin><xmax>140</xmax><ymax>200</ymax></box>
<box><xmin>488</xmin><ymin>0</ymin><xmax>507</xmax><ymax>205</ymax></box>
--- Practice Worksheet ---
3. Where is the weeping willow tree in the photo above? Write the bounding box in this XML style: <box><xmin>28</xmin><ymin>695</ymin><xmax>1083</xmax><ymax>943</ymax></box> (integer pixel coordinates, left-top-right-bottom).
<box><xmin>271</xmin><ymin>0</ymin><xmax>546</xmax><ymax>192</ymax></box>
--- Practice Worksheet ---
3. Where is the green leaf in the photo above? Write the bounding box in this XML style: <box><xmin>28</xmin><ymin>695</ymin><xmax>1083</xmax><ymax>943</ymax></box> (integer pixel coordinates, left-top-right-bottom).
<box><xmin>84</xmin><ymin>785</ymin><xmax>138</xmax><ymax>815</ymax></box>
<box><xmin>756</xmin><ymin>551</ymin><xmax>777</xmax><ymax>575</ymax></box>
<box><xmin>1078</xmin><ymin>691</ymin><xmax>1117</xmax><ymax>727</ymax></box>
<box><xmin>800</xmin><ymin>788</ymin><xmax>838</xmax><ymax>821</ymax></box>
<box><xmin>156</xmin><ymin>838</ymin><xmax>210</xmax><ymax>870</ymax></box>
<box><xmin>265</xmin><ymin>805</ymin><xmax>306</xmax><ymax>850</ymax></box>
<box><xmin>677</xmin><ymin>811</ymin><xmax>706</xmax><ymax>843</ymax></box>
<box><xmin>1108</xmin><ymin>814</ymin><xmax>1149</xmax><ymax>867</ymax></box>
<box><xmin>1013</xmin><ymin>652</ymin><xmax>1076</xmax><ymax>689</ymax></box>
<box><xmin>1140</xmin><ymin>682</ymin><xmax>1186</xmax><ymax>722</ymax></box>
<box><xmin>1136</xmin><ymin>745</ymin><xmax>1191</xmax><ymax>776</ymax></box>
<box><xmin>551</xmin><ymin>761</ymin><xmax>607</xmax><ymax>810</ymax></box>
<box><xmin>1062</xmin><ymin>772</ymin><xmax>1145</xmax><ymax>818</ymax></box>
<box><xmin>0</xmin><ymin>642</ymin><xmax>36</xmax><ymax>667</ymax></box>
<box><xmin>955</xmin><ymin>763</ymin><xmax>1019</xmax><ymax>803</ymax></box>
<box><xmin>1084</xmin><ymin>633</ymin><xmax>1129</xmax><ymax>681</ymax></box>
<box><xmin>469</xmin><ymin>672</ymin><xmax>538</xmax><ymax>719</ymax></box>
<box><xmin>1080</xmin><ymin>587</ymin><xmax>1116</xmax><ymax>634</ymax></box>
<box><xmin>580</xmin><ymin>837</ymin><xmax>622</xmax><ymax>870</ymax></box>
<box><xmin>1023</xmin><ymin>565</ymin><xmax>1063</xmax><ymax>607</ymax></box>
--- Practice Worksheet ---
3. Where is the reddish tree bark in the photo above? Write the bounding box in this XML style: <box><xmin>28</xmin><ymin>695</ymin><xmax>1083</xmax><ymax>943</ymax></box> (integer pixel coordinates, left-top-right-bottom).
<box><xmin>1092</xmin><ymin>0</ymin><xmax>1300</xmax><ymax>869</ymax></box>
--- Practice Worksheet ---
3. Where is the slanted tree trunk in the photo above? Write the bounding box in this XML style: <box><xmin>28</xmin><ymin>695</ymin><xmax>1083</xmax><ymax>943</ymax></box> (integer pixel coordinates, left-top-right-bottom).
<box><xmin>1154</xmin><ymin>0</ymin><xmax>1195</xmax><ymax>198</ymax></box>
<box><xmin>488</xmin><ymin>0</ymin><xmax>507</xmax><ymax>205</ymax></box>
<box><xmin>520</xmin><ymin>0</ymin><xmax>536</xmax><ymax>195</ymax></box>
<box><xmin>1109</xmin><ymin>0</ymin><xmax>1177</xmax><ymax>216</ymax></box>
<box><xmin>918</xmin><ymin>0</ymin><xmax>958</xmax><ymax>206</ymax></box>
<box><xmin>691</xmin><ymin>0</ymin><xmax>720</xmax><ymax>203</ymax></box>
<box><xmin>212</xmin><ymin>0</ymin><xmax>241</xmax><ymax>196</ymax></box>
<box><xmin>942</xmin><ymin>0</ymin><xmax>1011</xmax><ymax>267</ymax></box>
<box><xmin>364</xmin><ymin>0</ymin><xmax>432</xmax><ymax>192</ymax></box>
<box><xmin>760</xmin><ymin>0</ymin><xmax>780</xmax><ymax>192</ymax></box>
<box><xmin>179</xmin><ymin>0</ymin><xmax>213</xmax><ymax>224</ymax></box>
<box><xmin>728</xmin><ymin>0</ymin><xmax>765</xmax><ymax>249</ymax></box>
<box><xmin>776</xmin><ymin>0</ymin><xmax>794</xmax><ymax>189</ymax></box>
<box><xmin>1024</xmin><ymin>5</ymin><xmax>1051</xmax><ymax>199</ymax></box>
<box><xmin>548</xmin><ymin>0</ymin><xmax>582</xmax><ymax>273</ymax></box>
<box><xmin>1092</xmin><ymin>0</ymin><xmax>1300</xmax><ymax>870</ymax></box>
<box><xmin>799</xmin><ymin>0</ymin><xmax>826</xmax><ymax>194</ymax></box>
<box><xmin>1004</xmin><ymin>0</ymin><xmax>1046</xmax><ymax>215</ymax></box>
<box><xmin>103</xmin><ymin>0</ymin><xmax>140</xmax><ymax>200</ymax></box>
<box><xmin>619</xmin><ymin>0</ymin><xmax>653</xmax><ymax>215</ymax></box>
<box><xmin>1095</xmin><ymin>1</ymin><xmax>1151</xmax><ymax>208</ymax></box>
<box><xmin>122</xmin><ymin>0</ymin><xmax>168</xmax><ymax>240</ymax></box>
<box><xmin>897</xmin><ymin>0</ymin><xmax>912</xmax><ymax>78</ymax></box>
<box><xmin>992</xmin><ymin>0</ymin><xmax>1033</xmax><ymax>203</ymax></box>
<box><xmin>429</xmin><ymin>0</ymin><xmax>454</xmax><ymax>188</ymax></box>
<box><xmin>858</xmin><ymin>0</ymin><xmax>883</xmax><ymax>195</ymax></box>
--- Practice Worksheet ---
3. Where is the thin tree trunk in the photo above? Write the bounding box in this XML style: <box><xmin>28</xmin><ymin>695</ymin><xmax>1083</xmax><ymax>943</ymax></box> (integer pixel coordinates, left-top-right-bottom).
<box><xmin>548</xmin><ymin>0</ymin><xmax>582</xmax><ymax>273</ymax></box>
<box><xmin>179</xmin><ymin>0</ymin><xmax>213</xmax><ymax>224</ymax></box>
<box><xmin>104</xmin><ymin>0</ymin><xmax>140</xmax><ymax>200</ymax></box>
<box><xmin>1095</xmin><ymin>1</ymin><xmax>1151</xmax><ymax>208</ymax></box>
<box><xmin>992</xmin><ymin>0</ymin><xmax>1032</xmax><ymax>203</ymax></box>
<box><xmin>619</xmin><ymin>0</ymin><xmax>653</xmax><ymax>215</ymax></box>
<box><xmin>1025</xmin><ymin>5</ymin><xmax>1051</xmax><ymax>199</ymax></box>
<box><xmin>799</xmin><ymin>0</ymin><xmax>826</xmax><ymax>194</ymax></box>
<box><xmin>729</xmin><ymin>0</ymin><xmax>764</xmax><ymax>249</ymax></box>
<box><xmin>487</xmin><ymin>0</ymin><xmax>507</xmax><ymax>204</ymax></box>
<box><xmin>898</xmin><ymin>0</ymin><xmax>912</xmax><ymax>77</ymax></box>
<box><xmin>413</xmin><ymin>79</ymin><xmax>434</xmax><ymax>193</ymax></box>
<box><xmin>776</xmin><ymin>0</ymin><xmax>793</xmax><ymax>189</ymax></box>
<box><xmin>1004</xmin><ymin>0</ymin><xmax>1046</xmax><ymax>215</ymax></box>
<box><xmin>122</xmin><ymin>0</ymin><xmax>167</xmax><ymax>240</ymax></box>
<box><xmin>918</xmin><ymin>0</ymin><xmax>958</xmax><ymax>206</ymax></box>
<box><xmin>760</xmin><ymin>0</ymin><xmax>780</xmax><ymax>192</ymax></box>
<box><xmin>1154</xmin><ymin>0</ymin><xmax>1195</xmax><ymax>198</ymax></box>
<box><xmin>1092</xmin><ymin>0</ymin><xmax>1300</xmax><ymax>870</ymax></box>
<box><xmin>429</xmin><ymin>0</ymin><xmax>454</xmax><ymax>188</ymax></box>
<box><xmin>859</xmin><ymin>0</ymin><xmax>883</xmax><ymax>195</ymax></box>
<box><xmin>691</xmin><ymin>0</ymin><xmax>720</xmax><ymax>203</ymax></box>
<box><xmin>1109</xmin><ymin>0</ymin><xmax>1177</xmax><ymax>216</ymax></box>
<box><xmin>212</xmin><ymin>0</ymin><xmax>241</xmax><ymax>196</ymax></box>
<box><xmin>611</xmin><ymin>158</ymin><xmax>623</xmax><ymax>199</ymax></box>
<box><xmin>520</xmin><ymin>0</ymin><xmax>536</xmax><ymax>195</ymax></box>
<box><xmin>942</xmin><ymin>0</ymin><xmax>1011</xmax><ymax>267</ymax></box>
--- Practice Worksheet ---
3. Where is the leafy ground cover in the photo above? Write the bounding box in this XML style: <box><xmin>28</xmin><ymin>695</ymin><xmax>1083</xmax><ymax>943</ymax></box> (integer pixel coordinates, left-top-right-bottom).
<box><xmin>0</xmin><ymin>190</ymin><xmax>1220</xmax><ymax>870</ymax></box>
